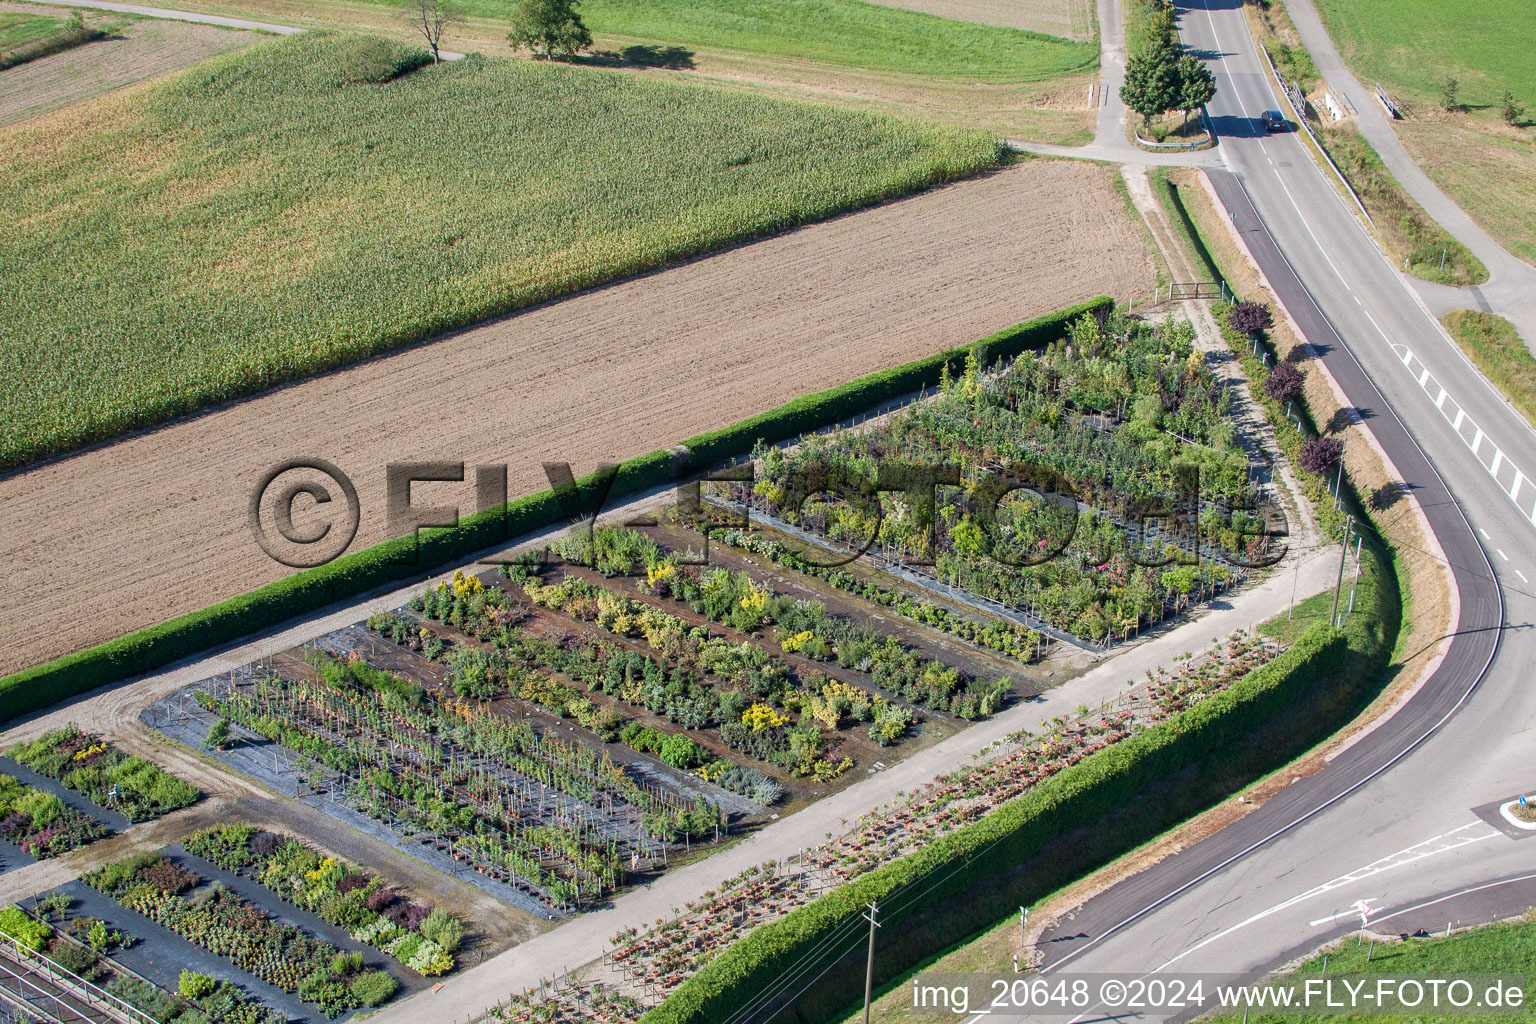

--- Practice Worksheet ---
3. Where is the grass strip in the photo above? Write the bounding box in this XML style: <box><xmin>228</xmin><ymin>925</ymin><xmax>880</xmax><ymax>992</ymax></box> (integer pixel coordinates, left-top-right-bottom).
<box><xmin>1311</xmin><ymin>123</ymin><xmax>1487</xmax><ymax>286</ymax></box>
<box><xmin>1204</xmin><ymin>915</ymin><xmax>1536</xmax><ymax>1024</ymax></box>
<box><xmin>1441</xmin><ymin>310</ymin><xmax>1536</xmax><ymax>430</ymax></box>
<box><xmin>0</xmin><ymin>10</ymin><xmax>111</xmax><ymax>70</ymax></box>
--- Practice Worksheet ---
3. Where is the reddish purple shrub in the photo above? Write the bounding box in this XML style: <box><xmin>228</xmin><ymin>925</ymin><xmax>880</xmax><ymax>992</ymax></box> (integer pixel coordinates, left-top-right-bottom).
<box><xmin>1230</xmin><ymin>301</ymin><xmax>1274</xmax><ymax>334</ymax></box>
<box><xmin>1298</xmin><ymin>436</ymin><xmax>1344</xmax><ymax>476</ymax></box>
<box><xmin>365</xmin><ymin>887</ymin><xmax>397</xmax><ymax>913</ymax></box>
<box><xmin>137</xmin><ymin>860</ymin><xmax>198</xmax><ymax>894</ymax></box>
<box><xmin>1263</xmin><ymin>361</ymin><xmax>1305</xmax><ymax>403</ymax></box>
<box><xmin>251</xmin><ymin>831</ymin><xmax>284</xmax><ymax>858</ymax></box>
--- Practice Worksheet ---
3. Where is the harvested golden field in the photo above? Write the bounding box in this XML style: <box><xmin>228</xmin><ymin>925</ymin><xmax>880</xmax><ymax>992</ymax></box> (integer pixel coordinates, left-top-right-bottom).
<box><xmin>0</xmin><ymin>13</ymin><xmax>259</xmax><ymax>126</ymax></box>
<box><xmin>1396</xmin><ymin>115</ymin><xmax>1536</xmax><ymax>266</ymax></box>
<box><xmin>0</xmin><ymin>158</ymin><xmax>1155</xmax><ymax>676</ymax></box>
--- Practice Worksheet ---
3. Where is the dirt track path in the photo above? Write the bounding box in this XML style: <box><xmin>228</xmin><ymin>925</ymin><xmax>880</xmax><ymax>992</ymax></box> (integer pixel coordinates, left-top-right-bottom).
<box><xmin>0</xmin><ymin>160</ymin><xmax>1154</xmax><ymax>677</ymax></box>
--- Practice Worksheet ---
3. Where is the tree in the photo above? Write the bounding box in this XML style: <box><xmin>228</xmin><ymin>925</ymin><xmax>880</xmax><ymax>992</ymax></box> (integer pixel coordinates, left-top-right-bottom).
<box><xmin>1120</xmin><ymin>40</ymin><xmax>1182</xmax><ymax>129</ymax></box>
<box><xmin>1440</xmin><ymin>74</ymin><xmax>1460</xmax><ymax>112</ymax></box>
<box><xmin>1502</xmin><ymin>91</ymin><xmax>1525</xmax><ymax>126</ymax></box>
<box><xmin>1176</xmin><ymin>54</ymin><xmax>1217</xmax><ymax>132</ymax></box>
<box><xmin>402</xmin><ymin>0</ymin><xmax>462</xmax><ymax>63</ymax></box>
<box><xmin>203</xmin><ymin>719</ymin><xmax>231</xmax><ymax>751</ymax></box>
<box><xmin>508</xmin><ymin>0</ymin><xmax>591</xmax><ymax>59</ymax></box>
<box><xmin>1263</xmin><ymin>360</ymin><xmax>1305</xmax><ymax>404</ymax></box>
<box><xmin>1298</xmin><ymin>435</ymin><xmax>1344</xmax><ymax>476</ymax></box>
<box><xmin>1229</xmin><ymin>300</ymin><xmax>1274</xmax><ymax>334</ymax></box>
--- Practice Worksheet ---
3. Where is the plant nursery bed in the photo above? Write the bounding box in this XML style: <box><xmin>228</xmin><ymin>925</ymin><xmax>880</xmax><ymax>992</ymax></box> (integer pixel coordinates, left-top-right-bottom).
<box><xmin>148</xmin><ymin>515</ymin><xmax>1034</xmax><ymax>925</ymax></box>
<box><xmin>143</xmin><ymin>685</ymin><xmax>562</xmax><ymax>921</ymax></box>
<box><xmin>169</xmin><ymin>845</ymin><xmax>420</xmax><ymax>988</ymax></box>
<box><xmin>0</xmin><ymin>756</ymin><xmax>131</xmax><ymax>832</ymax></box>
<box><xmin>38</xmin><ymin>879</ymin><xmax>322</xmax><ymax>1023</ymax></box>
<box><xmin>80</xmin><ymin>847</ymin><xmax>412</xmax><ymax>1018</ymax></box>
<box><xmin>646</xmin><ymin>518</ymin><xmax>1054</xmax><ymax>688</ymax></box>
<box><xmin>494</xmin><ymin>562</ymin><xmax>963</xmax><ymax>795</ymax></box>
<box><xmin>7</xmin><ymin>724</ymin><xmax>200</xmax><ymax>824</ymax></box>
<box><xmin>5</xmin><ymin>888</ymin><xmax>285</xmax><ymax>1024</ymax></box>
<box><xmin>693</xmin><ymin>309</ymin><xmax>1275</xmax><ymax>652</ymax></box>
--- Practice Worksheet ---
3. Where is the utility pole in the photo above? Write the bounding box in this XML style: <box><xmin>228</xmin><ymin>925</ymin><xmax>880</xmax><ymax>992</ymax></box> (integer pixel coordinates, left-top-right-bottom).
<box><xmin>1289</xmin><ymin>551</ymin><xmax>1300</xmax><ymax>619</ymax></box>
<box><xmin>1344</xmin><ymin>534</ymin><xmax>1364</xmax><ymax>620</ymax></box>
<box><xmin>1331</xmin><ymin>515</ymin><xmax>1354</xmax><ymax>626</ymax></box>
<box><xmin>863</xmin><ymin>902</ymin><xmax>881</xmax><ymax>1024</ymax></box>
<box><xmin>1020</xmin><ymin>905</ymin><xmax>1028</xmax><ymax>944</ymax></box>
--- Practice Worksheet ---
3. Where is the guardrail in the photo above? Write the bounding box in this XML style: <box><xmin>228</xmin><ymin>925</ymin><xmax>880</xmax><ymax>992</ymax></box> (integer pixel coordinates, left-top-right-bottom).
<box><xmin>1258</xmin><ymin>43</ymin><xmax>1375</xmax><ymax>229</ymax></box>
<box><xmin>1374</xmin><ymin>82</ymin><xmax>1402</xmax><ymax>119</ymax></box>
<box><xmin>0</xmin><ymin>930</ymin><xmax>156</xmax><ymax>1024</ymax></box>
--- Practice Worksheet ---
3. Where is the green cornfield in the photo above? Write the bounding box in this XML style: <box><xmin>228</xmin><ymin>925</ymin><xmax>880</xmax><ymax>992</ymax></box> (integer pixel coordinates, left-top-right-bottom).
<box><xmin>0</xmin><ymin>33</ymin><xmax>1001</xmax><ymax>470</ymax></box>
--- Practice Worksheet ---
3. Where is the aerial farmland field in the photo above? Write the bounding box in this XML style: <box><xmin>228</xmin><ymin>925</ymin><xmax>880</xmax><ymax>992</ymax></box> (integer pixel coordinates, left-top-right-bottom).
<box><xmin>0</xmin><ymin>31</ymin><xmax>1001</xmax><ymax>470</ymax></box>
<box><xmin>0</xmin><ymin>157</ymin><xmax>1154</xmax><ymax>678</ymax></box>
<box><xmin>0</xmin><ymin>0</ymin><xmax>1432</xmax><ymax>1021</ymax></box>
<box><xmin>0</xmin><ymin>13</ymin><xmax>260</xmax><ymax>125</ymax></box>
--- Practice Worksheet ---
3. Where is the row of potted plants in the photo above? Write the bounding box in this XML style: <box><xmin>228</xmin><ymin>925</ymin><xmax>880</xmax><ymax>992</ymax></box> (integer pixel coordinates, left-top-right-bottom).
<box><xmin>0</xmin><ymin>771</ymin><xmax>109</xmax><ymax>858</ymax></box>
<box><xmin>182</xmin><ymin>823</ymin><xmax>461</xmax><ymax>976</ymax></box>
<box><xmin>9</xmin><ymin>724</ymin><xmax>200</xmax><ymax>822</ymax></box>
<box><xmin>83</xmin><ymin>851</ymin><xmax>400</xmax><ymax>1018</ymax></box>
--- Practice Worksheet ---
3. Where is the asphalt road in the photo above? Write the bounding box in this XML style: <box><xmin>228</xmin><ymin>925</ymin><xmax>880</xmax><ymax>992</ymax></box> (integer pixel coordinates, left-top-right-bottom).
<box><xmin>1013</xmin><ymin>0</ymin><xmax>1536</xmax><ymax>1016</ymax></box>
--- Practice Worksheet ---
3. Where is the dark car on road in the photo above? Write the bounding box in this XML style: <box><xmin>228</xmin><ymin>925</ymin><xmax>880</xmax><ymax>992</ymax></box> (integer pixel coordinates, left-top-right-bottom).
<box><xmin>1261</xmin><ymin>110</ymin><xmax>1289</xmax><ymax>132</ymax></box>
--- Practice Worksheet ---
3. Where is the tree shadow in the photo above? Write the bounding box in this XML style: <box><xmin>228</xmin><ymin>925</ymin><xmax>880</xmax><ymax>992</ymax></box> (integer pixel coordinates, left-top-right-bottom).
<box><xmin>580</xmin><ymin>44</ymin><xmax>696</xmax><ymax>70</ymax></box>
<box><xmin>1205</xmin><ymin>113</ymin><xmax>1268</xmax><ymax>139</ymax></box>
<box><xmin>1326</xmin><ymin>406</ymin><xmax>1370</xmax><ymax>433</ymax></box>
<box><xmin>1369</xmin><ymin>480</ymin><xmax>1412</xmax><ymax>512</ymax></box>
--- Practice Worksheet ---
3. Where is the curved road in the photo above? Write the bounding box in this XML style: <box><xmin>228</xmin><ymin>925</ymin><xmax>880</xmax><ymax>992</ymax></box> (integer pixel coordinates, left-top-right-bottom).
<box><xmin>1012</xmin><ymin>0</ymin><xmax>1536</xmax><ymax>1016</ymax></box>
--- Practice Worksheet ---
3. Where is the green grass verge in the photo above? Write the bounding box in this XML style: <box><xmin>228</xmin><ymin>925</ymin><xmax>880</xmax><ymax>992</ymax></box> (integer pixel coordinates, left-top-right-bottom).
<box><xmin>0</xmin><ymin>297</ymin><xmax>1109</xmax><ymax>725</ymax></box>
<box><xmin>326</xmin><ymin>0</ymin><xmax>1097</xmax><ymax>80</ymax></box>
<box><xmin>1311</xmin><ymin>0</ymin><xmax>1536</xmax><ymax>112</ymax></box>
<box><xmin>0</xmin><ymin>10</ymin><xmax>111</xmax><ymax>70</ymax></box>
<box><xmin>1205</xmin><ymin>916</ymin><xmax>1536</xmax><ymax>1024</ymax></box>
<box><xmin>0</xmin><ymin>30</ymin><xmax>1002</xmax><ymax>471</ymax></box>
<box><xmin>1310</xmin><ymin>124</ymin><xmax>1487</xmax><ymax>286</ymax></box>
<box><xmin>1442</xmin><ymin>310</ymin><xmax>1536</xmax><ymax>430</ymax></box>
<box><xmin>0</xmin><ymin>11</ymin><xmax>64</xmax><ymax>49</ymax></box>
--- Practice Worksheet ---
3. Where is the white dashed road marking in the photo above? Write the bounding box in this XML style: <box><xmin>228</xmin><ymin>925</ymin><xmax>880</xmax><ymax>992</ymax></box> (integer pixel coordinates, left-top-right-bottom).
<box><xmin>1394</xmin><ymin>344</ymin><xmax>1536</xmax><ymax>527</ymax></box>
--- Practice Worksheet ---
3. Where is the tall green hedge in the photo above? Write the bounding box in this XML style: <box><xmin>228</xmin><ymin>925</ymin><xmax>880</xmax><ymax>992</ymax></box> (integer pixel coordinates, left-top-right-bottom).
<box><xmin>642</xmin><ymin>623</ymin><xmax>1348</xmax><ymax>1024</ymax></box>
<box><xmin>0</xmin><ymin>298</ymin><xmax>1111</xmax><ymax>724</ymax></box>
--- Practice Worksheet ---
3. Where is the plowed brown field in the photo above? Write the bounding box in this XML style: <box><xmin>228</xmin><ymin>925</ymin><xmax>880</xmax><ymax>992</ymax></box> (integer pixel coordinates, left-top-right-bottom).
<box><xmin>0</xmin><ymin>158</ymin><xmax>1154</xmax><ymax>676</ymax></box>
<box><xmin>0</xmin><ymin>14</ymin><xmax>259</xmax><ymax>126</ymax></box>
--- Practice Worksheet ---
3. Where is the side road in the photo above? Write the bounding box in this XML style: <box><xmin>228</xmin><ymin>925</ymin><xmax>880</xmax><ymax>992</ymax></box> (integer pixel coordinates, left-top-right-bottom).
<box><xmin>22</xmin><ymin>0</ymin><xmax>467</xmax><ymax>55</ymax></box>
<box><xmin>1007</xmin><ymin>0</ymin><xmax>1218</xmax><ymax>166</ymax></box>
<box><xmin>1281</xmin><ymin>0</ymin><xmax>1536</xmax><ymax>348</ymax></box>
<box><xmin>25</xmin><ymin>0</ymin><xmax>301</xmax><ymax>34</ymax></box>
<box><xmin>361</xmin><ymin>546</ymin><xmax>1341</xmax><ymax>1024</ymax></box>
